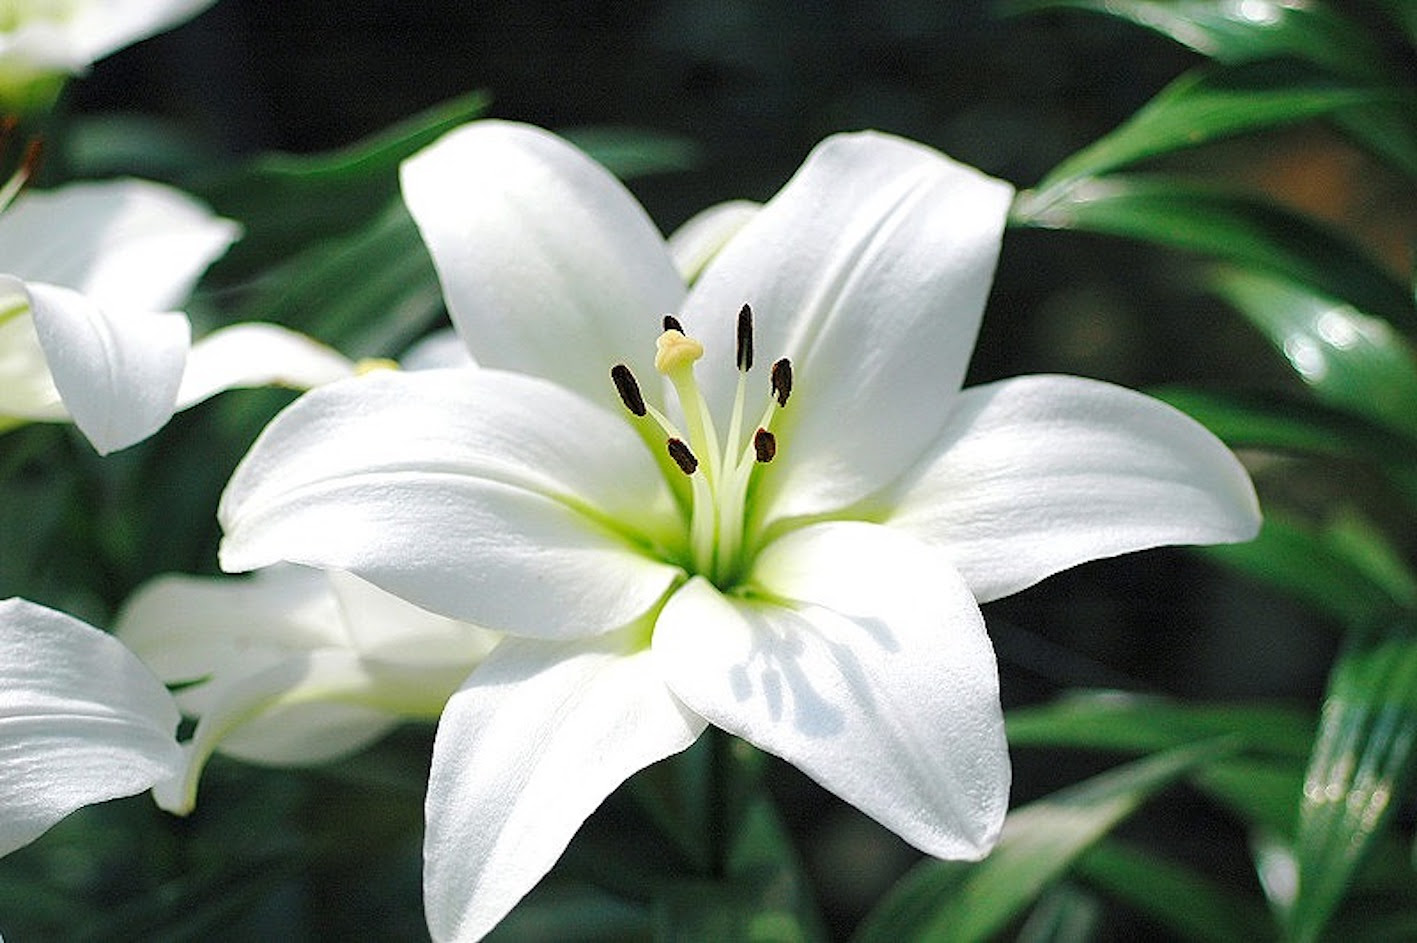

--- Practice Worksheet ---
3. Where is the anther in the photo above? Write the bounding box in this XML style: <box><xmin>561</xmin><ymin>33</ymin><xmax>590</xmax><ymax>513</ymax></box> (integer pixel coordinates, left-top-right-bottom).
<box><xmin>610</xmin><ymin>363</ymin><xmax>647</xmax><ymax>417</ymax></box>
<box><xmin>663</xmin><ymin>314</ymin><xmax>684</xmax><ymax>333</ymax></box>
<box><xmin>753</xmin><ymin>428</ymin><xmax>776</xmax><ymax>463</ymax></box>
<box><xmin>736</xmin><ymin>304</ymin><xmax>753</xmax><ymax>372</ymax></box>
<box><xmin>666</xmin><ymin>437</ymin><xmax>698</xmax><ymax>475</ymax></box>
<box><xmin>771</xmin><ymin>358</ymin><xmax>793</xmax><ymax>407</ymax></box>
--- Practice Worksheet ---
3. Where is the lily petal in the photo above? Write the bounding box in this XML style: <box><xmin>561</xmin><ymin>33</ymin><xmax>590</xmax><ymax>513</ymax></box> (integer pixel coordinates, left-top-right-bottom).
<box><xmin>654</xmin><ymin>521</ymin><xmax>1008</xmax><ymax>859</ymax></box>
<box><xmin>0</xmin><ymin>597</ymin><xmax>181</xmax><ymax>857</ymax></box>
<box><xmin>424</xmin><ymin>627</ymin><xmax>705</xmax><ymax>942</ymax></box>
<box><xmin>0</xmin><ymin>300</ymin><xmax>64</xmax><ymax>421</ymax></box>
<box><xmin>175</xmin><ymin>322</ymin><xmax>354</xmax><ymax>409</ymax></box>
<box><xmin>0</xmin><ymin>0</ymin><xmax>218</xmax><ymax>72</ymax></box>
<box><xmin>0</xmin><ymin>179</ymin><xmax>238</xmax><ymax>313</ymax></box>
<box><xmin>400</xmin><ymin>328</ymin><xmax>477</xmax><ymax>370</ymax></box>
<box><xmin>400</xmin><ymin>120</ymin><xmax>685</xmax><ymax>413</ymax></box>
<box><xmin>220</xmin><ymin>368</ymin><xmax>684</xmax><ymax>637</ymax></box>
<box><xmin>884</xmin><ymin>374</ymin><xmax>1263</xmax><ymax>603</ymax></box>
<box><xmin>681</xmin><ymin>131</ymin><xmax>1014</xmax><ymax>526</ymax></box>
<box><xmin>667</xmin><ymin>199</ymin><xmax>760</xmax><ymax>284</ymax></box>
<box><xmin>19</xmin><ymin>277</ymin><xmax>190</xmax><ymax>455</ymax></box>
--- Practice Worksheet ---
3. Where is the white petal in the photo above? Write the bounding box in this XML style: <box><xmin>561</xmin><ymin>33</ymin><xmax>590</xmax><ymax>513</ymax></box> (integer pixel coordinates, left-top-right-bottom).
<box><xmin>220</xmin><ymin>367</ymin><xmax>684</xmax><ymax>637</ymax></box>
<box><xmin>0</xmin><ymin>597</ymin><xmax>181</xmax><ymax>856</ymax></box>
<box><xmin>325</xmin><ymin>569</ymin><xmax>501</xmax><ymax>665</ymax></box>
<box><xmin>681</xmin><ymin>131</ymin><xmax>1014</xmax><ymax>525</ymax></box>
<box><xmin>400</xmin><ymin>120</ymin><xmax>685</xmax><ymax>413</ymax></box>
<box><xmin>175</xmin><ymin>322</ymin><xmax>354</xmax><ymax>408</ymax></box>
<box><xmin>654</xmin><ymin>522</ymin><xmax>1008</xmax><ymax>859</ymax></box>
<box><xmin>667</xmin><ymin>200</ymin><xmax>760</xmax><ymax>284</ymax></box>
<box><xmin>0</xmin><ymin>306</ymin><xmax>64</xmax><ymax>421</ymax></box>
<box><xmin>0</xmin><ymin>179</ymin><xmax>238</xmax><ymax>312</ymax></box>
<box><xmin>0</xmin><ymin>0</ymin><xmax>217</xmax><ymax>71</ymax></box>
<box><xmin>424</xmin><ymin>627</ymin><xmax>705</xmax><ymax>942</ymax></box>
<box><xmin>20</xmin><ymin>277</ymin><xmax>190</xmax><ymax>454</ymax></box>
<box><xmin>400</xmin><ymin>328</ymin><xmax>477</xmax><ymax>370</ymax></box>
<box><xmin>884</xmin><ymin>374</ymin><xmax>1263</xmax><ymax>603</ymax></box>
<box><xmin>152</xmin><ymin>648</ymin><xmax>474</xmax><ymax>815</ymax></box>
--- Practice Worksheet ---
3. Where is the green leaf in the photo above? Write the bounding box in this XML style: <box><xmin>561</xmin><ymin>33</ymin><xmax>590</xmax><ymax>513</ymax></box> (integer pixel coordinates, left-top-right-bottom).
<box><xmin>1075</xmin><ymin>838</ymin><xmax>1275</xmax><ymax>942</ymax></box>
<box><xmin>1007</xmin><ymin>690</ymin><xmax>1313</xmax><ymax>759</ymax></box>
<box><xmin>1192</xmin><ymin>757</ymin><xmax>1305</xmax><ymax>838</ymax></box>
<box><xmin>1038</xmin><ymin>64</ymin><xmax>1391</xmax><ymax>188</ymax></box>
<box><xmin>230</xmin><ymin>199</ymin><xmax>442</xmax><ymax>359</ymax></box>
<box><xmin>1006</xmin><ymin>0</ymin><xmax>1389</xmax><ymax>80</ymax></box>
<box><xmin>1212</xmin><ymin>269</ymin><xmax>1417</xmax><ymax>439</ymax></box>
<box><xmin>560</xmin><ymin>126</ymin><xmax>703</xmax><ymax>180</ymax></box>
<box><xmin>852</xmin><ymin>740</ymin><xmax>1236</xmax><ymax>943</ymax></box>
<box><xmin>1288</xmin><ymin>623</ymin><xmax>1417</xmax><ymax>943</ymax></box>
<box><xmin>1012</xmin><ymin>176</ymin><xmax>1417</xmax><ymax>333</ymax></box>
<box><xmin>196</xmin><ymin>91</ymin><xmax>490</xmax><ymax>283</ymax></box>
<box><xmin>1202</xmin><ymin>516</ymin><xmax>1417</xmax><ymax>630</ymax></box>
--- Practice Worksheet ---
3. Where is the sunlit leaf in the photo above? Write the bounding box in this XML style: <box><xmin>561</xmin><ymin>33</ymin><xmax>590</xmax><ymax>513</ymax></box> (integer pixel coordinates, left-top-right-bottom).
<box><xmin>1007</xmin><ymin>690</ymin><xmax>1312</xmax><ymax>759</ymax></box>
<box><xmin>1075</xmin><ymin>838</ymin><xmax>1275</xmax><ymax>942</ymax></box>
<box><xmin>1039</xmin><ymin>64</ymin><xmax>1389</xmax><ymax>188</ymax></box>
<box><xmin>1212</xmin><ymin>269</ymin><xmax>1417</xmax><ymax>439</ymax></box>
<box><xmin>1012</xmin><ymin>176</ymin><xmax>1417</xmax><ymax>333</ymax></box>
<box><xmin>197</xmin><ymin>91</ymin><xmax>491</xmax><ymax>282</ymax></box>
<box><xmin>1007</xmin><ymin>0</ymin><xmax>1388</xmax><ymax>80</ymax></box>
<box><xmin>1289</xmin><ymin>622</ymin><xmax>1417</xmax><ymax>943</ymax></box>
<box><xmin>1202</xmin><ymin>516</ymin><xmax>1417</xmax><ymax>630</ymax></box>
<box><xmin>852</xmin><ymin>741</ymin><xmax>1235</xmax><ymax>943</ymax></box>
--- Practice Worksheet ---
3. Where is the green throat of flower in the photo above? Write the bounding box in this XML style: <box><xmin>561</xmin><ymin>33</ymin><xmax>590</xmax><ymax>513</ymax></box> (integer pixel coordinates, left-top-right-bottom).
<box><xmin>611</xmin><ymin>304</ymin><xmax>791</xmax><ymax>587</ymax></box>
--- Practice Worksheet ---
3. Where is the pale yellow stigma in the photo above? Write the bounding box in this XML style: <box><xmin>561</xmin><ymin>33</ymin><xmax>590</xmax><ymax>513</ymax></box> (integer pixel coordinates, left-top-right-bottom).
<box><xmin>355</xmin><ymin>357</ymin><xmax>400</xmax><ymax>375</ymax></box>
<box><xmin>654</xmin><ymin>329</ymin><xmax>704</xmax><ymax>375</ymax></box>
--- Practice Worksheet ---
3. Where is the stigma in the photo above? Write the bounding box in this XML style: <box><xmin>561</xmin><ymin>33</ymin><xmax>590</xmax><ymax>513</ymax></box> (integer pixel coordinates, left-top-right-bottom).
<box><xmin>609</xmin><ymin>304</ymin><xmax>792</xmax><ymax>583</ymax></box>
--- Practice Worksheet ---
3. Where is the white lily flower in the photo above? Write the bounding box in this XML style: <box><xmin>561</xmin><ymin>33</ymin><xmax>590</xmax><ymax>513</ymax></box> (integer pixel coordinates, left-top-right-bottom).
<box><xmin>114</xmin><ymin>564</ymin><xmax>500</xmax><ymax>815</ymax></box>
<box><xmin>0</xmin><ymin>0</ymin><xmax>217</xmax><ymax>110</ymax></box>
<box><xmin>0</xmin><ymin>596</ymin><xmax>181</xmax><ymax>857</ymax></box>
<box><xmin>0</xmin><ymin>178</ymin><xmax>353</xmax><ymax>453</ymax></box>
<box><xmin>218</xmin><ymin>121</ymin><xmax>1262</xmax><ymax>941</ymax></box>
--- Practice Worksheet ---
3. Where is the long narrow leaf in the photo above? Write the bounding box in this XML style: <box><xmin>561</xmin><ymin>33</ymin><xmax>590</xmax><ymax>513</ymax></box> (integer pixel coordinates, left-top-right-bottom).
<box><xmin>1012</xmin><ymin>176</ymin><xmax>1417</xmax><ymax>333</ymax></box>
<box><xmin>853</xmin><ymin>741</ymin><xmax>1235</xmax><ymax>943</ymax></box>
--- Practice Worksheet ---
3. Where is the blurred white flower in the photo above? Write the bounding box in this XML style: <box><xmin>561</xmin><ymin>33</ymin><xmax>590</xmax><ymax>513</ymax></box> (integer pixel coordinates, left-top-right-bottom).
<box><xmin>115</xmin><ymin>564</ymin><xmax>500</xmax><ymax>814</ymax></box>
<box><xmin>0</xmin><ymin>178</ymin><xmax>352</xmax><ymax>453</ymax></box>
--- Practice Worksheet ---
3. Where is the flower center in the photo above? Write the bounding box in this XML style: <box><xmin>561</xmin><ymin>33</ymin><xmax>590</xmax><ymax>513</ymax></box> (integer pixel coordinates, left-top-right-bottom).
<box><xmin>611</xmin><ymin>304</ymin><xmax>791</xmax><ymax>586</ymax></box>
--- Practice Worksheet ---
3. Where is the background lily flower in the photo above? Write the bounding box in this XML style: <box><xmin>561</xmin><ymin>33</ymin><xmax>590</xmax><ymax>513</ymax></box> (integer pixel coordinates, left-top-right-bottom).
<box><xmin>0</xmin><ymin>596</ymin><xmax>181</xmax><ymax>858</ymax></box>
<box><xmin>217</xmin><ymin>121</ymin><xmax>1262</xmax><ymax>940</ymax></box>
<box><xmin>0</xmin><ymin>0</ymin><xmax>217</xmax><ymax>112</ymax></box>
<box><xmin>0</xmin><ymin>178</ymin><xmax>353</xmax><ymax>453</ymax></box>
<box><xmin>114</xmin><ymin>564</ymin><xmax>500</xmax><ymax>815</ymax></box>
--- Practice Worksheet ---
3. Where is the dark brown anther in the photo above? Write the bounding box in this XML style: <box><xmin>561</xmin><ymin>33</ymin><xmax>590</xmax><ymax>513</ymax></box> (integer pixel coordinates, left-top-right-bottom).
<box><xmin>662</xmin><ymin>314</ymin><xmax>684</xmax><ymax>333</ymax></box>
<box><xmin>610</xmin><ymin>364</ymin><xmax>647</xmax><ymax>417</ymax></box>
<box><xmin>666</xmin><ymin>438</ymin><xmax>698</xmax><ymax>475</ymax></box>
<box><xmin>770</xmin><ymin>358</ymin><xmax>793</xmax><ymax>407</ymax></box>
<box><xmin>736</xmin><ymin>304</ymin><xmax>753</xmax><ymax>371</ymax></box>
<box><xmin>753</xmin><ymin>428</ymin><xmax>776</xmax><ymax>463</ymax></box>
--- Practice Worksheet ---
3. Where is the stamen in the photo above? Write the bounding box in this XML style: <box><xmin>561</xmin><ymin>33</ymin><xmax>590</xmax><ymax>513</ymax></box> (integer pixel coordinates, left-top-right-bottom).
<box><xmin>736</xmin><ymin>304</ymin><xmax>753</xmax><ymax>372</ymax></box>
<box><xmin>610</xmin><ymin>364</ymin><xmax>647</xmax><ymax>417</ymax></box>
<box><xmin>655</xmin><ymin>330</ymin><xmax>704</xmax><ymax>374</ymax></box>
<box><xmin>666</xmin><ymin>438</ymin><xmax>698</xmax><ymax>475</ymax></box>
<box><xmin>663</xmin><ymin>314</ymin><xmax>684</xmax><ymax>333</ymax></box>
<box><xmin>753</xmin><ymin>428</ymin><xmax>776</xmax><ymax>463</ymax></box>
<box><xmin>771</xmin><ymin>358</ymin><xmax>793</xmax><ymax>407</ymax></box>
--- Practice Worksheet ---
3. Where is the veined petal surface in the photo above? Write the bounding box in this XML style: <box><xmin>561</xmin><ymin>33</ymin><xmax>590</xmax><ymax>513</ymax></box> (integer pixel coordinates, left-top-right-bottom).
<box><xmin>0</xmin><ymin>598</ymin><xmax>181</xmax><ymax>857</ymax></box>
<box><xmin>21</xmin><ymin>278</ymin><xmax>189</xmax><ymax>455</ymax></box>
<box><xmin>654</xmin><ymin>522</ymin><xmax>1008</xmax><ymax>859</ymax></box>
<box><xmin>220</xmin><ymin>368</ymin><xmax>684</xmax><ymax>637</ymax></box>
<box><xmin>400</xmin><ymin>120</ymin><xmax>685</xmax><ymax>414</ymax></box>
<box><xmin>681</xmin><ymin>131</ymin><xmax>1014</xmax><ymax>525</ymax></box>
<box><xmin>885</xmin><ymin>374</ymin><xmax>1262</xmax><ymax>604</ymax></box>
<box><xmin>0</xmin><ymin>179</ymin><xmax>237</xmax><ymax>312</ymax></box>
<box><xmin>424</xmin><ymin>627</ymin><xmax>704</xmax><ymax>942</ymax></box>
<box><xmin>175</xmin><ymin>322</ymin><xmax>354</xmax><ymax>409</ymax></box>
